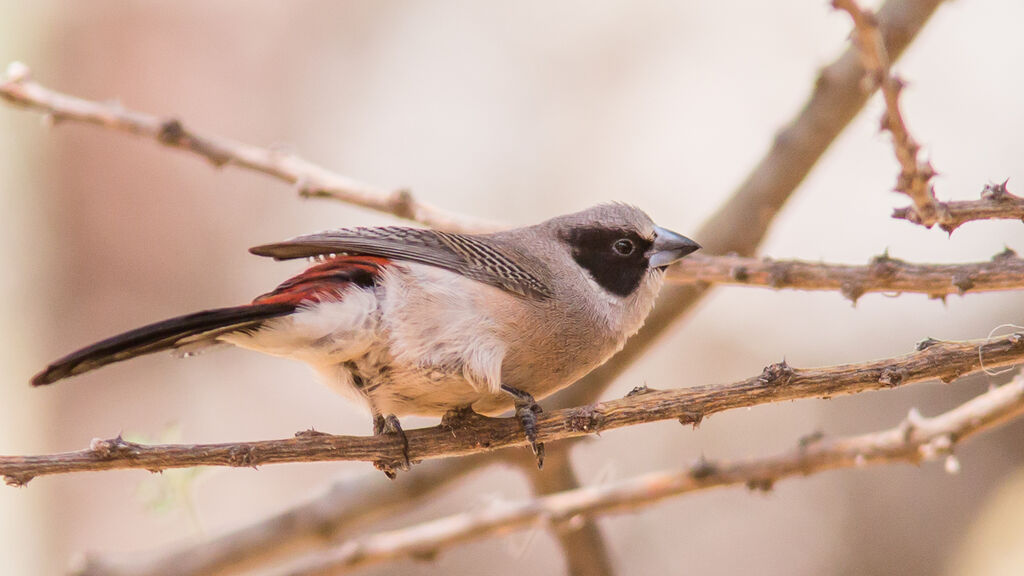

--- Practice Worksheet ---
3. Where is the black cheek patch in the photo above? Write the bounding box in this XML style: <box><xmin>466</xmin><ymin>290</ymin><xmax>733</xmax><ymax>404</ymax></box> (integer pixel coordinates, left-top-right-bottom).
<box><xmin>563</xmin><ymin>228</ymin><xmax>653</xmax><ymax>297</ymax></box>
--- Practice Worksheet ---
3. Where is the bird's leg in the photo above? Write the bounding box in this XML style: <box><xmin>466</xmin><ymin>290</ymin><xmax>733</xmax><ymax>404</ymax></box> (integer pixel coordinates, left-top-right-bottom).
<box><xmin>501</xmin><ymin>385</ymin><xmax>545</xmax><ymax>469</ymax></box>
<box><xmin>372</xmin><ymin>413</ymin><xmax>411</xmax><ymax>479</ymax></box>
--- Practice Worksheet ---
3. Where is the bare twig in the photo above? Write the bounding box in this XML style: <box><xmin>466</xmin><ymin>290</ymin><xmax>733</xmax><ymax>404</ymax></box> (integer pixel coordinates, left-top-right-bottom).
<box><xmin>262</xmin><ymin>374</ymin><xmax>1024</xmax><ymax>575</ymax></box>
<box><xmin>893</xmin><ymin>181</ymin><xmax>1024</xmax><ymax>233</ymax></box>
<box><xmin>0</xmin><ymin>62</ymin><xmax>495</xmax><ymax>233</ymax></box>
<box><xmin>3</xmin><ymin>333</ymin><xmax>1021</xmax><ymax>485</ymax></box>
<box><xmin>833</xmin><ymin>0</ymin><xmax>944</xmax><ymax>227</ymax></box>
<box><xmin>667</xmin><ymin>248</ymin><xmax>1024</xmax><ymax>303</ymax></box>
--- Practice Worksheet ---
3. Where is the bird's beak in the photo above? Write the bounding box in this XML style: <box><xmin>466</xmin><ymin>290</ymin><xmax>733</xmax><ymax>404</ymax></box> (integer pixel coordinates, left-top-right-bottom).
<box><xmin>647</xmin><ymin>226</ymin><xmax>701</xmax><ymax>269</ymax></box>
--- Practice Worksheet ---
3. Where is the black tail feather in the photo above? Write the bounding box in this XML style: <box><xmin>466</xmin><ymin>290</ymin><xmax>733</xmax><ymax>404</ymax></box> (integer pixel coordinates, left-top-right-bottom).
<box><xmin>31</xmin><ymin>303</ymin><xmax>295</xmax><ymax>386</ymax></box>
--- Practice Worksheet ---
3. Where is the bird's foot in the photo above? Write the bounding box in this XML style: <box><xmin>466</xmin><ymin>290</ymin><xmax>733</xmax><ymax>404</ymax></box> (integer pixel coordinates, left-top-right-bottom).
<box><xmin>373</xmin><ymin>414</ymin><xmax>411</xmax><ymax>479</ymax></box>
<box><xmin>501</xmin><ymin>385</ymin><xmax>545</xmax><ymax>469</ymax></box>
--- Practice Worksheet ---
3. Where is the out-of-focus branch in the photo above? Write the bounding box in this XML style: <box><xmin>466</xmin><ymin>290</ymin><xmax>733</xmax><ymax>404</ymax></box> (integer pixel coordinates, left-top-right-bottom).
<box><xmin>0</xmin><ymin>62</ymin><xmax>495</xmax><ymax>233</ymax></box>
<box><xmin>521</xmin><ymin>448</ymin><xmax>615</xmax><ymax>576</ymax></box>
<box><xmin>668</xmin><ymin>248</ymin><xmax>1024</xmax><ymax>303</ymax></box>
<box><xmin>4</xmin><ymin>333</ymin><xmax>1021</xmax><ymax>485</ymax></box>
<box><xmin>77</xmin><ymin>455</ymin><xmax>505</xmax><ymax>576</ymax></box>
<box><xmin>261</xmin><ymin>374</ymin><xmax>1024</xmax><ymax>576</ymax></box>
<box><xmin>555</xmin><ymin>0</ymin><xmax>947</xmax><ymax>410</ymax></box>
<box><xmin>893</xmin><ymin>181</ymin><xmax>1024</xmax><ymax>233</ymax></box>
<box><xmin>834</xmin><ymin>0</ymin><xmax>944</xmax><ymax>228</ymax></box>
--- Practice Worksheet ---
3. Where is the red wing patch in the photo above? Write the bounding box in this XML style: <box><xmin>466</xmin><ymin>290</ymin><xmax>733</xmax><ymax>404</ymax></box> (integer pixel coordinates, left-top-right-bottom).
<box><xmin>253</xmin><ymin>256</ymin><xmax>390</xmax><ymax>306</ymax></box>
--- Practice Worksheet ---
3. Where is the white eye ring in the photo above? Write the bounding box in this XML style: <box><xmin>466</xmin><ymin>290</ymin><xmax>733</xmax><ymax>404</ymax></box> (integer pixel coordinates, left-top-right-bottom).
<box><xmin>612</xmin><ymin>238</ymin><xmax>635</xmax><ymax>256</ymax></box>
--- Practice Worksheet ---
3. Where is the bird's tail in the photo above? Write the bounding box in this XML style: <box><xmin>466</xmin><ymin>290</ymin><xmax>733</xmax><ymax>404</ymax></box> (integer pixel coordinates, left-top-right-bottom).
<box><xmin>31</xmin><ymin>303</ymin><xmax>295</xmax><ymax>386</ymax></box>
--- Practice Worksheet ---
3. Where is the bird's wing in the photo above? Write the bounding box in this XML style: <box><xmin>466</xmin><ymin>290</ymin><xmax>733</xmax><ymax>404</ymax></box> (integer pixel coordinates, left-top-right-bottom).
<box><xmin>250</xmin><ymin>227</ymin><xmax>552</xmax><ymax>299</ymax></box>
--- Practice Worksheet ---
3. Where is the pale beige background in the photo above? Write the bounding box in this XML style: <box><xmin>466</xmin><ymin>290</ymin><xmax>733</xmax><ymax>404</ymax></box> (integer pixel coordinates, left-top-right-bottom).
<box><xmin>1</xmin><ymin>1</ymin><xmax>1023</xmax><ymax>575</ymax></box>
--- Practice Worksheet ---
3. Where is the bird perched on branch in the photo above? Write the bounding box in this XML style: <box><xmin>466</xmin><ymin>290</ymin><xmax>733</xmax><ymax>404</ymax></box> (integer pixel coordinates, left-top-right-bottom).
<box><xmin>31</xmin><ymin>204</ymin><xmax>699</xmax><ymax>476</ymax></box>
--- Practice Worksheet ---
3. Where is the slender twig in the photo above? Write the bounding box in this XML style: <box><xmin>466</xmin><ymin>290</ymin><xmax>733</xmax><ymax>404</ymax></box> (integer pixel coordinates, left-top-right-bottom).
<box><xmin>0</xmin><ymin>62</ymin><xmax>495</xmax><ymax>233</ymax></box>
<box><xmin>667</xmin><ymin>248</ymin><xmax>1024</xmax><ymax>303</ymax></box>
<box><xmin>259</xmin><ymin>374</ymin><xmax>1024</xmax><ymax>576</ymax></box>
<box><xmin>833</xmin><ymin>0</ymin><xmax>945</xmax><ymax>227</ymax></box>
<box><xmin>893</xmin><ymin>181</ymin><xmax>1024</xmax><ymax>233</ymax></box>
<box><xmin>3</xmin><ymin>334</ymin><xmax>1021</xmax><ymax>485</ymax></box>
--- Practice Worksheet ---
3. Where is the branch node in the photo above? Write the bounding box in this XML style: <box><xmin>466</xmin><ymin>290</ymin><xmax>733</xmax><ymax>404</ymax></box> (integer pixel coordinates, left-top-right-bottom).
<box><xmin>758</xmin><ymin>360</ymin><xmax>794</xmax><ymax>386</ymax></box>
<box><xmin>3</xmin><ymin>473</ymin><xmax>32</xmax><ymax>487</ymax></box>
<box><xmin>746</xmin><ymin>477</ymin><xmax>775</xmax><ymax>493</ymax></box>
<box><xmin>878</xmin><ymin>367</ymin><xmax>907</xmax><ymax>388</ymax></box>
<box><xmin>678</xmin><ymin>408</ymin><xmax>705</xmax><ymax>429</ymax></box>
<box><xmin>730</xmin><ymin>265</ymin><xmax>750</xmax><ymax>282</ymax></box>
<box><xmin>388</xmin><ymin>188</ymin><xmax>417</xmax><ymax>220</ymax></box>
<box><xmin>689</xmin><ymin>455</ymin><xmax>717</xmax><ymax>480</ymax></box>
<box><xmin>625</xmin><ymin>385</ymin><xmax>653</xmax><ymax>398</ymax></box>
<box><xmin>564</xmin><ymin>404</ymin><xmax>604</xmax><ymax>433</ymax></box>
<box><xmin>797</xmin><ymin>430</ymin><xmax>825</xmax><ymax>451</ymax></box>
<box><xmin>228</xmin><ymin>445</ymin><xmax>259</xmax><ymax>468</ymax></box>
<box><xmin>952</xmin><ymin>271</ymin><xmax>976</xmax><ymax>295</ymax></box>
<box><xmin>157</xmin><ymin>118</ymin><xmax>186</xmax><ymax>145</ymax></box>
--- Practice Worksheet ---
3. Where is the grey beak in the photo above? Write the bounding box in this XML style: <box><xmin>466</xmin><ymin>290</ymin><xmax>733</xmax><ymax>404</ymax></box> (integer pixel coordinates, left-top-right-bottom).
<box><xmin>647</xmin><ymin>225</ymin><xmax>701</xmax><ymax>269</ymax></box>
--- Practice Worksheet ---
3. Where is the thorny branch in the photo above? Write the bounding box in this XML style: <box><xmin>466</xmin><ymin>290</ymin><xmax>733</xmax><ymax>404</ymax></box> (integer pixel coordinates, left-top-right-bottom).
<box><xmin>667</xmin><ymin>248</ymin><xmax>1024</xmax><ymax>303</ymax></box>
<box><xmin>259</xmin><ymin>374</ymin><xmax>1024</xmax><ymax>576</ymax></box>
<box><xmin>0</xmin><ymin>62</ymin><xmax>495</xmax><ymax>234</ymax></box>
<box><xmin>555</xmin><ymin>0</ymin><xmax>947</xmax><ymax>411</ymax></box>
<box><xmin>893</xmin><ymin>181</ymin><xmax>1024</xmax><ymax>233</ymax></box>
<box><xmin>3</xmin><ymin>334</ymin><xmax>1022</xmax><ymax>486</ymax></box>
<box><xmin>834</xmin><ymin>0</ymin><xmax>945</xmax><ymax>228</ymax></box>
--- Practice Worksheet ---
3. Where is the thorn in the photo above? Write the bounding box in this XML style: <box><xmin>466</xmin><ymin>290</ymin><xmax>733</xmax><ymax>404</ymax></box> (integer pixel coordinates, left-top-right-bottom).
<box><xmin>993</xmin><ymin>246</ymin><xmax>1018</xmax><ymax>261</ymax></box>
<box><xmin>900</xmin><ymin>407</ymin><xmax>925</xmax><ymax>441</ymax></box>
<box><xmin>840</xmin><ymin>282</ymin><xmax>864</xmax><ymax>306</ymax></box>
<box><xmin>981</xmin><ymin>180</ymin><xmax>1010</xmax><ymax>200</ymax></box>
<box><xmin>798</xmin><ymin>430</ymin><xmax>825</xmax><ymax>451</ymax></box>
<box><xmin>689</xmin><ymin>454</ymin><xmax>716</xmax><ymax>479</ymax></box>
<box><xmin>915</xmin><ymin>337</ymin><xmax>941</xmax><ymax>351</ymax></box>
<box><xmin>625</xmin><ymin>385</ymin><xmax>652</xmax><ymax>397</ymax></box>
<box><xmin>4</xmin><ymin>61</ymin><xmax>30</xmax><ymax>82</ymax></box>
<box><xmin>944</xmin><ymin>454</ymin><xmax>961</xmax><ymax>475</ymax></box>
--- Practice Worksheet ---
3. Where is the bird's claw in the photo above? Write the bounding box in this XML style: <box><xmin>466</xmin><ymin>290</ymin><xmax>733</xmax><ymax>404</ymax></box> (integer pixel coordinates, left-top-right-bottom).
<box><xmin>503</xmin><ymin>385</ymin><xmax>545</xmax><ymax>469</ymax></box>
<box><xmin>373</xmin><ymin>414</ymin><xmax>411</xmax><ymax>479</ymax></box>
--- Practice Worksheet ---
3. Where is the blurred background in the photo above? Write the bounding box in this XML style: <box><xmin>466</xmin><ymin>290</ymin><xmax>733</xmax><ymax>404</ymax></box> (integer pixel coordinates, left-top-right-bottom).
<box><xmin>2</xmin><ymin>1</ymin><xmax>1023</xmax><ymax>574</ymax></box>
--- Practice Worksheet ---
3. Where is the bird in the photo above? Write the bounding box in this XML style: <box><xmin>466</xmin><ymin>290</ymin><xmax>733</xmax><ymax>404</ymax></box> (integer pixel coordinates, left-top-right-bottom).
<box><xmin>31</xmin><ymin>204</ymin><xmax>700</xmax><ymax>475</ymax></box>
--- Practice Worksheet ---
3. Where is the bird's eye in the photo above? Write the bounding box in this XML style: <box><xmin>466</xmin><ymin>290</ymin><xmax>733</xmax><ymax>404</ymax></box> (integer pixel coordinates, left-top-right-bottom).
<box><xmin>612</xmin><ymin>238</ymin><xmax>635</xmax><ymax>256</ymax></box>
